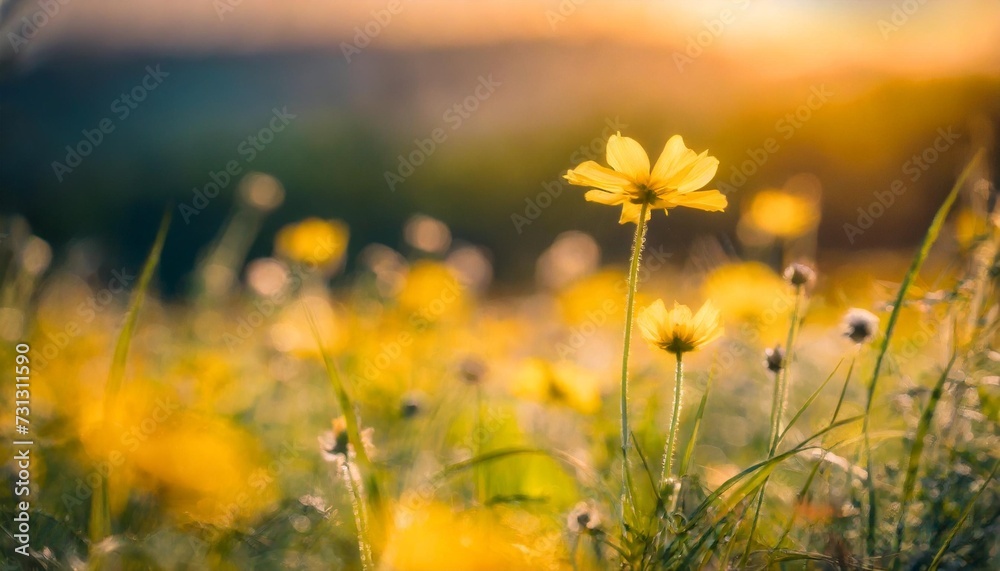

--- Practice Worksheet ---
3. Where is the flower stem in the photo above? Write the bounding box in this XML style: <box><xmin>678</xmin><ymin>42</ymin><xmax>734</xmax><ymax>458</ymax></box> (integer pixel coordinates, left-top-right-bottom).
<box><xmin>660</xmin><ymin>352</ymin><xmax>684</xmax><ymax>485</ymax></box>
<box><xmin>475</xmin><ymin>384</ymin><xmax>485</xmax><ymax>506</ymax></box>
<box><xmin>770</xmin><ymin>285</ymin><xmax>803</xmax><ymax>455</ymax></box>
<box><xmin>619</xmin><ymin>201</ymin><xmax>649</xmax><ymax>526</ymax></box>
<box><xmin>744</xmin><ymin>283</ymin><xmax>804</xmax><ymax>565</ymax></box>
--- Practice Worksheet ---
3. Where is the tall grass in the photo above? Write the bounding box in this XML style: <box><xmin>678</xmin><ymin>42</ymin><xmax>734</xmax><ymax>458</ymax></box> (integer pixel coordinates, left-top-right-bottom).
<box><xmin>90</xmin><ymin>209</ymin><xmax>171</xmax><ymax>561</ymax></box>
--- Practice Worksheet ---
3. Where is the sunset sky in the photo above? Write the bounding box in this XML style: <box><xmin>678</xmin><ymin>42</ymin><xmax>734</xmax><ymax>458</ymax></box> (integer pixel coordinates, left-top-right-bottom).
<box><xmin>4</xmin><ymin>0</ymin><xmax>999</xmax><ymax>79</ymax></box>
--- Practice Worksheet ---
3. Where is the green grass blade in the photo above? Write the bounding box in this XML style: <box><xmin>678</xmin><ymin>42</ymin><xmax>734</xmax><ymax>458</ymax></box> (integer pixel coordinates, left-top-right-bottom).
<box><xmin>775</xmin><ymin>459</ymin><xmax>823</xmax><ymax>548</ymax></box>
<box><xmin>776</xmin><ymin>358</ymin><xmax>843</xmax><ymax>448</ymax></box>
<box><xmin>862</xmin><ymin>149</ymin><xmax>983</xmax><ymax>555</ymax></box>
<box><xmin>831</xmin><ymin>354</ymin><xmax>857</xmax><ymax>423</ymax></box>
<box><xmin>434</xmin><ymin>446</ymin><xmax>552</xmax><ymax>480</ymax></box>
<box><xmin>927</xmin><ymin>458</ymin><xmax>1000</xmax><ymax>571</ymax></box>
<box><xmin>91</xmin><ymin>208</ymin><xmax>171</xmax><ymax>556</ymax></box>
<box><xmin>673</xmin><ymin>507</ymin><xmax>742</xmax><ymax>569</ymax></box>
<box><xmin>103</xmin><ymin>209</ymin><xmax>171</xmax><ymax>409</ymax></box>
<box><xmin>680</xmin><ymin>415</ymin><xmax>862</xmax><ymax>533</ymax></box>
<box><xmin>678</xmin><ymin>371</ymin><xmax>713</xmax><ymax>477</ymax></box>
<box><xmin>304</xmin><ymin>306</ymin><xmax>383</xmax><ymax>513</ymax></box>
<box><xmin>739</xmin><ymin>488</ymin><xmax>766</xmax><ymax>567</ymax></box>
<box><xmin>893</xmin><ymin>351</ymin><xmax>959</xmax><ymax>564</ymax></box>
<box><xmin>631</xmin><ymin>431</ymin><xmax>661</xmax><ymax>500</ymax></box>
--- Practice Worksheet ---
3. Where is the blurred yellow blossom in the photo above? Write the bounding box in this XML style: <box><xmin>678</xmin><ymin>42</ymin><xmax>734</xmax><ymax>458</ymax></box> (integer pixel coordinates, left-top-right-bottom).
<box><xmin>274</xmin><ymin>217</ymin><xmax>348</xmax><ymax>268</ymax></box>
<box><xmin>381</xmin><ymin>504</ymin><xmax>560</xmax><ymax>571</ymax></box>
<box><xmin>954</xmin><ymin>207</ymin><xmax>989</xmax><ymax>249</ymax></box>
<box><xmin>130</xmin><ymin>415</ymin><xmax>278</xmax><ymax>525</ymax></box>
<box><xmin>744</xmin><ymin>189</ymin><xmax>820</xmax><ymax>238</ymax></box>
<box><xmin>557</xmin><ymin>270</ymin><xmax>625</xmax><ymax>326</ymax></box>
<box><xmin>395</xmin><ymin>261</ymin><xmax>465</xmax><ymax>321</ymax></box>
<box><xmin>512</xmin><ymin>358</ymin><xmax>601</xmax><ymax>414</ymax></box>
<box><xmin>703</xmin><ymin>262</ymin><xmax>790</xmax><ymax>339</ymax></box>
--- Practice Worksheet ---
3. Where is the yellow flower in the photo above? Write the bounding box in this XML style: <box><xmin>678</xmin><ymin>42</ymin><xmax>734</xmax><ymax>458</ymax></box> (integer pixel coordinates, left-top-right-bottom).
<box><xmin>744</xmin><ymin>189</ymin><xmax>819</xmax><ymax>238</ymax></box>
<box><xmin>130</xmin><ymin>415</ymin><xmax>278</xmax><ymax>526</ymax></box>
<box><xmin>274</xmin><ymin>217</ymin><xmax>349</xmax><ymax>268</ymax></box>
<box><xmin>512</xmin><ymin>358</ymin><xmax>601</xmax><ymax>414</ymax></box>
<box><xmin>564</xmin><ymin>133</ymin><xmax>727</xmax><ymax>224</ymax></box>
<box><xmin>396</xmin><ymin>261</ymin><xmax>465</xmax><ymax>320</ymax></box>
<box><xmin>381</xmin><ymin>504</ymin><xmax>558</xmax><ymax>570</ymax></box>
<box><xmin>637</xmin><ymin>299</ymin><xmax>723</xmax><ymax>354</ymax></box>
<box><xmin>703</xmin><ymin>262</ymin><xmax>789</xmax><ymax>324</ymax></box>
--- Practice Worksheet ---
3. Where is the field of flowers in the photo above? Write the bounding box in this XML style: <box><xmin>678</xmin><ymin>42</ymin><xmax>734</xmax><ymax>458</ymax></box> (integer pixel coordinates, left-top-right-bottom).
<box><xmin>1</xmin><ymin>134</ymin><xmax>998</xmax><ymax>570</ymax></box>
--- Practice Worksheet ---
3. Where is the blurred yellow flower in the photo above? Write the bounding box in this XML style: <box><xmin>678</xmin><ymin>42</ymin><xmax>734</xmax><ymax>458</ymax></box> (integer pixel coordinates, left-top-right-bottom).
<box><xmin>565</xmin><ymin>133</ymin><xmax>727</xmax><ymax>224</ymax></box>
<box><xmin>744</xmin><ymin>190</ymin><xmax>819</xmax><ymax>238</ymax></box>
<box><xmin>396</xmin><ymin>261</ymin><xmax>465</xmax><ymax>321</ymax></box>
<box><xmin>954</xmin><ymin>207</ymin><xmax>989</xmax><ymax>249</ymax></box>
<box><xmin>703</xmin><ymin>262</ymin><xmax>789</xmax><ymax>327</ymax></box>
<box><xmin>512</xmin><ymin>358</ymin><xmax>601</xmax><ymax>414</ymax></box>
<box><xmin>76</xmin><ymin>382</ymin><xmax>170</xmax><ymax>461</ymax></box>
<box><xmin>269</xmin><ymin>294</ymin><xmax>347</xmax><ymax>358</ymax></box>
<box><xmin>557</xmin><ymin>270</ymin><xmax>624</xmax><ymax>326</ymax></box>
<box><xmin>381</xmin><ymin>504</ymin><xmax>554</xmax><ymax>571</ymax></box>
<box><xmin>130</xmin><ymin>415</ymin><xmax>278</xmax><ymax>525</ymax></box>
<box><xmin>274</xmin><ymin>217</ymin><xmax>348</xmax><ymax>268</ymax></box>
<box><xmin>637</xmin><ymin>299</ymin><xmax>722</xmax><ymax>354</ymax></box>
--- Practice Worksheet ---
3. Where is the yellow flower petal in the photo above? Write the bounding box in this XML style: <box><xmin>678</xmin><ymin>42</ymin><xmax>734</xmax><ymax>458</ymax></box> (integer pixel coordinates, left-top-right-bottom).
<box><xmin>618</xmin><ymin>202</ymin><xmax>651</xmax><ymax>225</ymax></box>
<box><xmin>565</xmin><ymin>161</ymin><xmax>632</xmax><ymax>191</ymax></box>
<box><xmin>584</xmin><ymin>189</ymin><xmax>626</xmax><ymax>206</ymax></box>
<box><xmin>674</xmin><ymin>154</ymin><xmax>720</xmax><ymax>193</ymax></box>
<box><xmin>660</xmin><ymin>151</ymin><xmax>707</xmax><ymax>190</ymax></box>
<box><xmin>638</xmin><ymin>299</ymin><xmax>668</xmax><ymax>342</ymax></box>
<box><xmin>670</xmin><ymin>302</ymin><xmax>693</xmax><ymax>325</ymax></box>
<box><xmin>650</xmin><ymin>135</ymin><xmax>697</xmax><ymax>186</ymax></box>
<box><xmin>668</xmin><ymin>190</ymin><xmax>728</xmax><ymax>212</ymax></box>
<box><xmin>606</xmin><ymin>133</ymin><xmax>650</xmax><ymax>183</ymax></box>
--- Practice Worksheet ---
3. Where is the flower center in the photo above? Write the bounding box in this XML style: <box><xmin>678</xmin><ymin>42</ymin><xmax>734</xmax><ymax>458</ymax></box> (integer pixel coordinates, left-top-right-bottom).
<box><xmin>629</xmin><ymin>184</ymin><xmax>657</xmax><ymax>205</ymax></box>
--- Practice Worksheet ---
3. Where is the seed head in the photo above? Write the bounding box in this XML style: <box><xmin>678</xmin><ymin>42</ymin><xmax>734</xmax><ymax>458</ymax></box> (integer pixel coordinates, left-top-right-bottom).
<box><xmin>459</xmin><ymin>356</ymin><xmax>487</xmax><ymax>385</ymax></box>
<box><xmin>843</xmin><ymin>308</ymin><xmax>879</xmax><ymax>344</ymax></box>
<box><xmin>566</xmin><ymin>501</ymin><xmax>602</xmax><ymax>534</ymax></box>
<box><xmin>400</xmin><ymin>391</ymin><xmax>424</xmax><ymax>418</ymax></box>
<box><xmin>783</xmin><ymin>262</ymin><xmax>816</xmax><ymax>288</ymax></box>
<box><xmin>764</xmin><ymin>345</ymin><xmax>785</xmax><ymax>373</ymax></box>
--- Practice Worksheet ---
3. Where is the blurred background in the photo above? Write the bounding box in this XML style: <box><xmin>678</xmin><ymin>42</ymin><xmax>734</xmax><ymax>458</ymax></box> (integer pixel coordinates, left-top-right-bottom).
<box><xmin>1</xmin><ymin>0</ymin><xmax>998</xmax><ymax>293</ymax></box>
